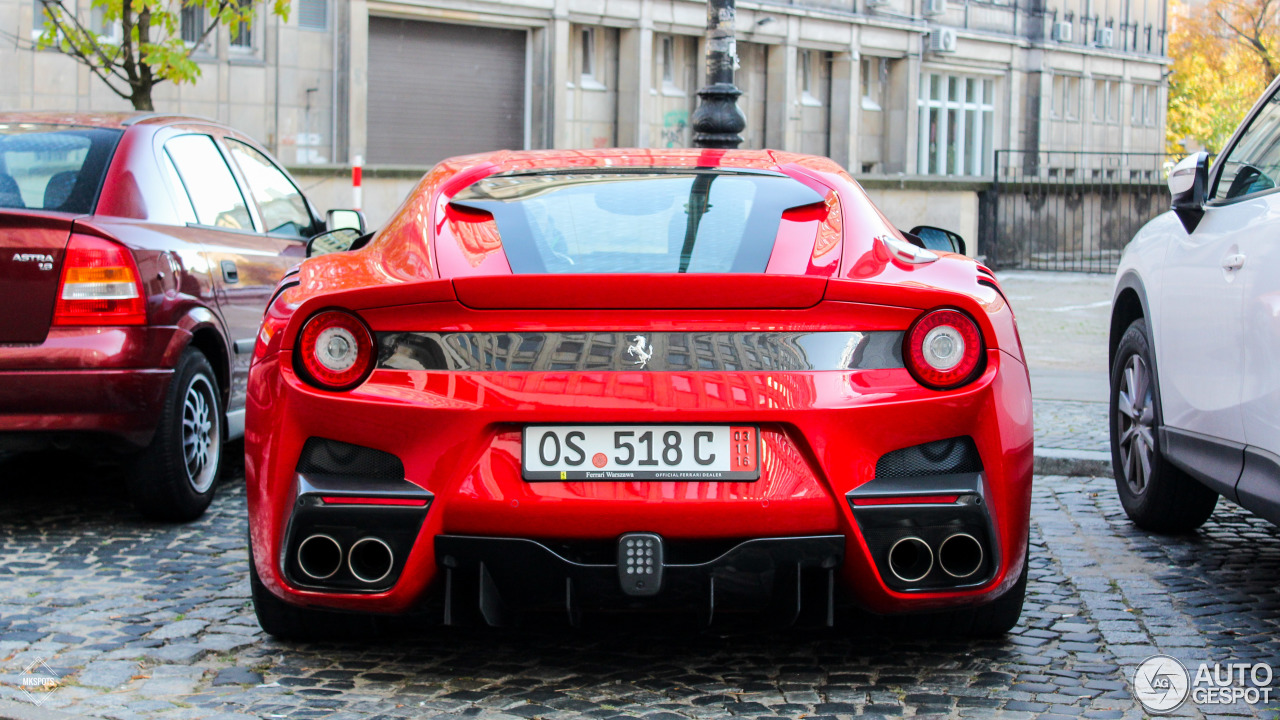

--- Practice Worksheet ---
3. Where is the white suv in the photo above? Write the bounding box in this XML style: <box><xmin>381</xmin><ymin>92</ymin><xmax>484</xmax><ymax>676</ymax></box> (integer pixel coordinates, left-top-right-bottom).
<box><xmin>1110</xmin><ymin>77</ymin><xmax>1280</xmax><ymax>532</ymax></box>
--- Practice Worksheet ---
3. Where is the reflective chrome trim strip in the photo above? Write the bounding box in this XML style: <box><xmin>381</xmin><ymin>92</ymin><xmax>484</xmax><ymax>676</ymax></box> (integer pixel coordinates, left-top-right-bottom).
<box><xmin>376</xmin><ymin>331</ymin><xmax>904</xmax><ymax>372</ymax></box>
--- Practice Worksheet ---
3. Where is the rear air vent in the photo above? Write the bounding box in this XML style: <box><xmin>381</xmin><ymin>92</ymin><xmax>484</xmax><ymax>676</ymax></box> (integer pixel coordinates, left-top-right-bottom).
<box><xmin>875</xmin><ymin>436</ymin><xmax>982</xmax><ymax>479</ymax></box>
<box><xmin>296</xmin><ymin>437</ymin><xmax>404</xmax><ymax>479</ymax></box>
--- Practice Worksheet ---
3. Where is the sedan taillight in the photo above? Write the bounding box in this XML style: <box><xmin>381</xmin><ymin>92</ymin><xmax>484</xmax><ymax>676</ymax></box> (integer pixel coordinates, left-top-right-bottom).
<box><xmin>904</xmin><ymin>308</ymin><xmax>984</xmax><ymax>390</ymax></box>
<box><xmin>295</xmin><ymin>310</ymin><xmax>375</xmax><ymax>391</ymax></box>
<box><xmin>52</xmin><ymin>235</ymin><xmax>146</xmax><ymax>326</ymax></box>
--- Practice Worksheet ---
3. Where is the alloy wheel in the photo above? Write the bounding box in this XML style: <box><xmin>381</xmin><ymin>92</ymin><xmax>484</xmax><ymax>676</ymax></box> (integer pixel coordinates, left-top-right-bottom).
<box><xmin>181</xmin><ymin>376</ymin><xmax>220</xmax><ymax>493</ymax></box>
<box><xmin>1116</xmin><ymin>354</ymin><xmax>1156</xmax><ymax>495</ymax></box>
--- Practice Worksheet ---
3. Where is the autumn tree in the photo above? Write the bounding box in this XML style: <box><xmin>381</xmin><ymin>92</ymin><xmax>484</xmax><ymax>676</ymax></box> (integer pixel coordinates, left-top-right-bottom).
<box><xmin>1167</xmin><ymin>0</ymin><xmax>1279</xmax><ymax>153</ymax></box>
<box><xmin>33</xmin><ymin>0</ymin><xmax>289</xmax><ymax>111</ymax></box>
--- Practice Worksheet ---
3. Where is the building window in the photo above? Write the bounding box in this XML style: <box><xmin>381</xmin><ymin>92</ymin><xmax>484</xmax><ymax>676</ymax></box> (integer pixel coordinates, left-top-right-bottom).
<box><xmin>658</xmin><ymin>35</ymin><xmax>684</xmax><ymax>95</ymax></box>
<box><xmin>1132</xmin><ymin>84</ymin><xmax>1157</xmax><ymax>127</ymax></box>
<box><xmin>1051</xmin><ymin>74</ymin><xmax>1080</xmax><ymax>120</ymax></box>
<box><xmin>297</xmin><ymin>0</ymin><xmax>326</xmax><ymax>30</ymax></box>
<box><xmin>31</xmin><ymin>0</ymin><xmax>58</xmax><ymax>38</ymax></box>
<box><xmin>799</xmin><ymin>50</ymin><xmax>823</xmax><ymax>106</ymax></box>
<box><xmin>90</xmin><ymin>3</ymin><xmax>120</xmax><ymax>41</ymax></box>
<box><xmin>230</xmin><ymin>0</ymin><xmax>253</xmax><ymax>50</ymax></box>
<box><xmin>917</xmin><ymin>73</ymin><xmax>995</xmax><ymax>176</ymax></box>
<box><xmin>180</xmin><ymin>2</ymin><xmax>203</xmax><ymax>44</ymax></box>
<box><xmin>580</xmin><ymin>27</ymin><xmax>596</xmax><ymax>82</ymax></box>
<box><xmin>862</xmin><ymin>57</ymin><xmax>885</xmax><ymax>110</ymax></box>
<box><xmin>1092</xmin><ymin>78</ymin><xmax>1121</xmax><ymax>124</ymax></box>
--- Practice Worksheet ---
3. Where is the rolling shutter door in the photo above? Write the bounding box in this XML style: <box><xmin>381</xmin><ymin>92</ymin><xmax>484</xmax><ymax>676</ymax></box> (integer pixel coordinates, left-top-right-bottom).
<box><xmin>367</xmin><ymin>18</ymin><xmax>526</xmax><ymax>165</ymax></box>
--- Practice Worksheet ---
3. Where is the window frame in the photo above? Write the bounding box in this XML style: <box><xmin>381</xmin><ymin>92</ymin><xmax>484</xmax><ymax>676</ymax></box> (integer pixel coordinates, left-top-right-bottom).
<box><xmin>296</xmin><ymin>0</ymin><xmax>326</xmax><ymax>31</ymax></box>
<box><xmin>916</xmin><ymin>71</ymin><xmax>996</xmax><ymax>177</ymax></box>
<box><xmin>179</xmin><ymin>1</ymin><xmax>215</xmax><ymax>55</ymax></box>
<box><xmin>225</xmin><ymin>137</ymin><xmax>320</xmax><ymax>239</ymax></box>
<box><xmin>228</xmin><ymin>0</ymin><xmax>256</xmax><ymax>54</ymax></box>
<box><xmin>861</xmin><ymin>56</ymin><xmax>885</xmax><ymax>111</ymax></box>
<box><xmin>1208</xmin><ymin>81</ymin><xmax>1280</xmax><ymax>206</ymax></box>
<box><xmin>163</xmin><ymin>133</ymin><xmax>261</xmax><ymax>234</ymax></box>
<box><xmin>658</xmin><ymin>34</ymin><xmax>684</xmax><ymax>97</ymax></box>
<box><xmin>1050</xmin><ymin>73</ymin><xmax>1081</xmax><ymax>120</ymax></box>
<box><xmin>799</xmin><ymin>49</ymin><xmax>823</xmax><ymax>107</ymax></box>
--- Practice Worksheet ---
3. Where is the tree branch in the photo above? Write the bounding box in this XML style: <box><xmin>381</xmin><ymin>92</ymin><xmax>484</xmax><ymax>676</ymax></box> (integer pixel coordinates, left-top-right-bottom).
<box><xmin>39</xmin><ymin>0</ymin><xmax>133</xmax><ymax>99</ymax></box>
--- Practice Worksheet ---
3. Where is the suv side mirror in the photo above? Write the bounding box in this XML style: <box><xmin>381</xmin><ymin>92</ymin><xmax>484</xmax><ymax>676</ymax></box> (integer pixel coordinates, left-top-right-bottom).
<box><xmin>909</xmin><ymin>225</ymin><xmax>967</xmax><ymax>256</ymax></box>
<box><xmin>326</xmin><ymin>208</ymin><xmax>367</xmax><ymax>234</ymax></box>
<box><xmin>306</xmin><ymin>228</ymin><xmax>364</xmax><ymax>258</ymax></box>
<box><xmin>1169</xmin><ymin>151</ymin><xmax>1209</xmax><ymax>233</ymax></box>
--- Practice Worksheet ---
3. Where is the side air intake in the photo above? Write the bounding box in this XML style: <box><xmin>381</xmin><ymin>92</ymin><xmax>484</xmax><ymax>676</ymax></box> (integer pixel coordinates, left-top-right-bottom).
<box><xmin>296</xmin><ymin>437</ymin><xmax>404</xmax><ymax>479</ymax></box>
<box><xmin>875</xmin><ymin>436</ymin><xmax>982</xmax><ymax>478</ymax></box>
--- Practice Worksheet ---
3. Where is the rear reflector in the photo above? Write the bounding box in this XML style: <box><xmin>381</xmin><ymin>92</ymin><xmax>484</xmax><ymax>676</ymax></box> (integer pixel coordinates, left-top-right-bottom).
<box><xmin>319</xmin><ymin>496</ymin><xmax>429</xmax><ymax>507</ymax></box>
<box><xmin>849</xmin><ymin>494</ymin><xmax>960</xmax><ymax>506</ymax></box>
<box><xmin>52</xmin><ymin>235</ymin><xmax>146</xmax><ymax>326</ymax></box>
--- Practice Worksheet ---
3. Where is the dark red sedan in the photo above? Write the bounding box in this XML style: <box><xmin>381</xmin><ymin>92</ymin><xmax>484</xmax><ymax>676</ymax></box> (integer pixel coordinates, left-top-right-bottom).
<box><xmin>0</xmin><ymin>112</ymin><xmax>360</xmax><ymax>521</ymax></box>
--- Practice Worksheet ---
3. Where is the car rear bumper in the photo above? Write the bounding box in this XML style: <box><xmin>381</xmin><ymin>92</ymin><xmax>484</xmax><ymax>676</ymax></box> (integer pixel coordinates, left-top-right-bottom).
<box><xmin>247</xmin><ymin>349</ymin><xmax>1034</xmax><ymax>620</ymax></box>
<box><xmin>0</xmin><ymin>326</ymin><xmax>186</xmax><ymax>446</ymax></box>
<box><xmin>436</xmin><ymin>534</ymin><xmax>845</xmax><ymax>625</ymax></box>
<box><xmin>0</xmin><ymin>368</ymin><xmax>174</xmax><ymax>446</ymax></box>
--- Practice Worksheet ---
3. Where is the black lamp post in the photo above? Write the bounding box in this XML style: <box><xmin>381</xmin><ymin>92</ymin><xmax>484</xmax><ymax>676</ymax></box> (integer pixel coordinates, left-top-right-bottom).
<box><xmin>691</xmin><ymin>0</ymin><xmax>746</xmax><ymax>149</ymax></box>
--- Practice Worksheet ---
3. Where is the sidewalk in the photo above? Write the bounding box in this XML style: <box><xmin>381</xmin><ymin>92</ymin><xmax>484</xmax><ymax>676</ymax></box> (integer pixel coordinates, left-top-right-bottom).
<box><xmin>995</xmin><ymin>271</ymin><xmax>1113</xmax><ymax>477</ymax></box>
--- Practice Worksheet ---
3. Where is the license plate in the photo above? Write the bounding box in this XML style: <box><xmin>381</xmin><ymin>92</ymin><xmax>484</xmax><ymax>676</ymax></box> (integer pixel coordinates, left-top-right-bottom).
<box><xmin>522</xmin><ymin>425</ymin><xmax>760</xmax><ymax>481</ymax></box>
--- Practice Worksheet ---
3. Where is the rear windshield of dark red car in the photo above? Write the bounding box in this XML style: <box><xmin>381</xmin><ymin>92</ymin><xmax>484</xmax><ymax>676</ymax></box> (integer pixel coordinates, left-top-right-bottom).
<box><xmin>0</xmin><ymin>124</ymin><xmax>122</xmax><ymax>215</ymax></box>
<box><xmin>449</xmin><ymin>169</ymin><xmax>825</xmax><ymax>274</ymax></box>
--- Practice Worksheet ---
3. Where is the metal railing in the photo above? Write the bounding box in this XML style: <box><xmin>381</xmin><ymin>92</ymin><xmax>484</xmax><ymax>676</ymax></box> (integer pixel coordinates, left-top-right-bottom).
<box><xmin>983</xmin><ymin>150</ymin><xmax>1171</xmax><ymax>273</ymax></box>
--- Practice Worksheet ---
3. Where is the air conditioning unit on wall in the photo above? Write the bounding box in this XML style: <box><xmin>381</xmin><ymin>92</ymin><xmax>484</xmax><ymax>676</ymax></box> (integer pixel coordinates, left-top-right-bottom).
<box><xmin>1051</xmin><ymin>21</ymin><xmax>1073</xmax><ymax>42</ymax></box>
<box><xmin>924</xmin><ymin>0</ymin><xmax>948</xmax><ymax>15</ymax></box>
<box><xmin>928</xmin><ymin>28</ymin><xmax>958</xmax><ymax>52</ymax></box>
<box><xmin>1094</xmin><ymin>27</ymin><xmax>1114</xmax><ymax>47</ymax></box>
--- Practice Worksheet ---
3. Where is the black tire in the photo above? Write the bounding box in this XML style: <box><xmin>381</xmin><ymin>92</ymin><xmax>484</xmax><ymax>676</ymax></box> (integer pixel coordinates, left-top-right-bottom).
<box><xmin>127</xmin><ymin>348</ymin><xmax>223</xmax><ymax>521</ymax></box>
<box><xmin>249</xmin><ymin>540</ymin><xmax>384</xmax><ymax>641</ymax></box>
<box><xmin>1109</xmin><ymin>318</ymin><xmax>1218</xmax><ymax>533</ymax></box>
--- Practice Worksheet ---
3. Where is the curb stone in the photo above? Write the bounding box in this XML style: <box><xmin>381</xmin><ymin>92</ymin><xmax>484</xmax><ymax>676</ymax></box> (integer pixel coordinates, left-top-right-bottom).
<box><xmin>1034</xmin><ymin>447</ymin><xmax>1113</xmax><ymax>478</ymax></box>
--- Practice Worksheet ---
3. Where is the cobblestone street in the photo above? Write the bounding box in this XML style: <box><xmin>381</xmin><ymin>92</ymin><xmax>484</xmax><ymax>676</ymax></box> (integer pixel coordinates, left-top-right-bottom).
<box><xmin>0</xmin><ymin>451</ymin><xmax>1276</xmax><ymax>720</ymax></box>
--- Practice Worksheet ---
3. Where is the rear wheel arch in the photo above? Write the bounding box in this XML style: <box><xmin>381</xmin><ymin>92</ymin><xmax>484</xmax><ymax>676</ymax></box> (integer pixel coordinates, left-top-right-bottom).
<box><xmin>188</xmin><ymin>326</ymin><xmax>230</xmax><ymax>407</ymax></box>
<box><xmin>1110</xmin><ymin>273</ymin><xmax>1150</xmax><ymax>369</ymax></box>
<box><xmin>173</xmin><ymin>305</ymin><xmax>232</xmax><ymax>409</ymax></box>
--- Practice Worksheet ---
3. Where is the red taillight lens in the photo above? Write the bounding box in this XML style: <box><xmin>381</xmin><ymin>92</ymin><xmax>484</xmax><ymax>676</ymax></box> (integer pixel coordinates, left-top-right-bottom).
<box><xmin>295</xmin><ymin>310</ymin><xmax>375</xmax><ymax>391</ymax></box>
<box><xmin>52</xmin><ymin>235</ymin><xmax>146</xmax><ymax>326</ymax></box>
<box><xmin>904</xmin><ymin>309</ymin><xmax>984</xmax><ymax>390</ymax></box>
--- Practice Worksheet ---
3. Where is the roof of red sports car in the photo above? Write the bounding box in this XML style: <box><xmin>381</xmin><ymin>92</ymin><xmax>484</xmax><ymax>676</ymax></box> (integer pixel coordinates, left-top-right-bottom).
<box><xmin>445</xmin><ymin>147</ymin><xmax>844</xmax><ymax>175</ymax></box>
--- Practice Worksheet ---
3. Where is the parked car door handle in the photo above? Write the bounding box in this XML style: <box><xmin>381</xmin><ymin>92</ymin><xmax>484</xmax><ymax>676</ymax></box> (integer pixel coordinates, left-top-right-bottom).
<box><xmin>1222</xmin><ymin>253</ymin><xmax>1247</xmax><ymax>271</ymax></box>
<box><xmin>220</xmin><ymin>260</ymin><xmax>240</xmax><ymax>284</ymax></box>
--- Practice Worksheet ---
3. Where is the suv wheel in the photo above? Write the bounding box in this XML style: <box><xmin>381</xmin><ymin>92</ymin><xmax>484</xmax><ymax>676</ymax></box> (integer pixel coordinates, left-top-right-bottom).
<box><xmin>128</xmin><ymin>348</ymin><xmax>223</xmax><ymax>521</ymax></box>
<box><xmin>1110</xmin><ymin>318</ymin><xmax>1217</xmax><ymax>532</ymax></box>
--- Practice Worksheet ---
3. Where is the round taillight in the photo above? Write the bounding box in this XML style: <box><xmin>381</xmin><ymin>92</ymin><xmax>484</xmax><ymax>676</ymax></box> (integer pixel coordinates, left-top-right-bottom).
<box><xmin>296</xmin><ymin>310</ymin><xmax>375</xmax><ymax>391</ymax></box>
<box><xmin>904</xmin><ymin>309</ymin><xmax>984</xmax><ymax>390</ymax></box>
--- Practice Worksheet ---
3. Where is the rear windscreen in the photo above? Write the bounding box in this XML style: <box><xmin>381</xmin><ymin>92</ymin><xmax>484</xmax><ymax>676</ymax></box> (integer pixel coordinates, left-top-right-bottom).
<box><xmin>0</xmin><ymin>124</ymin><xmax>122</xmax><ymax>214</ymax></box>
<box><xmin>449</xmin><ymin>170</ymin><xmax>825</xmax><ymax>274</ymax></box>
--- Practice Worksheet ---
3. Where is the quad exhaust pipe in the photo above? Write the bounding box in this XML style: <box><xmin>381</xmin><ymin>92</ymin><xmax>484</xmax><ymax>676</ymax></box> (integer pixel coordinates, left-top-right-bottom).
<box><xmin>886</xmin><ymin>536</ymin><xmax>934</xmax><ymax>583</ymax></box>
<box><xmin>886</xmin><ymin>533</ymin><xmax>986</xmax><ymax>584</ymax></box>
<box><xmin>938</xmin><ymin>533</ymin><xmax>984</xmax><ymax>579</ymax></box>
<box><xmin>296</xmin><ymin>534</ymin><xmax>395</xmax><ymax>585</ymax></box>
<box><xmin>348</xmin><ymin>537</ymin><xmax>395</xmax><ymax>584</ymax></box>
<box><xmin>297</xmin><ymin>534</ymin><xmax>343</xmax><ymax>580</ymax></box>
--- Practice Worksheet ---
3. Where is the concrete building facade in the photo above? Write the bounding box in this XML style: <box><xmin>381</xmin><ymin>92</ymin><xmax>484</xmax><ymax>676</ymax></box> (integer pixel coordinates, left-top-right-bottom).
<box><xmin>0</xmin><ymin>0</ymin><xmax>1169</xmax><ymax>238</ymax></box>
